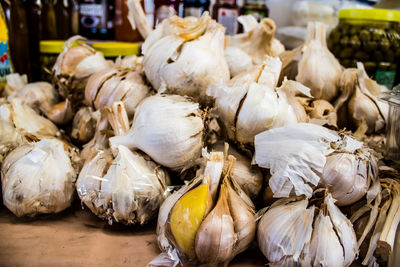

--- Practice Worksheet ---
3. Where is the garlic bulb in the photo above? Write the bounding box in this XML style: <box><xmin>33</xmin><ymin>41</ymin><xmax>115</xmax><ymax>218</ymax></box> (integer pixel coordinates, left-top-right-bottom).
<box><xmin>110</xmin><ymin>94</ymin><xmax>204</xmax><ymax>171</ymax></box>
<box><xmin>257</xmin><ymin>193</ymin><xmax>357</xmax><ymax>266</ymax></box>
<box><xmin>279</xmin><ymin>22</ymin><xmax>342</xmax><ymax>101</ymax></box>
<box><xmin>85</xmin><ymin>68</ymin><xmax>149</xmax><ymax>118</ymax></box>
<box><xmin>225</xmin><ymin>16</ymin><xmax>285</xmax><ymax>77</ymax></box>
<box><xmin>71</xmin><ymin>107</ymin><xmax>98</xmax><ymax>143</ymax></box>
<box><xmin>335</xmin><ymin>63</ymin><xmax>388</xmax><ymax>134</ymax></box>
<box><xmin>77</xmin><ymin>101</ymin><xmax>170</xmax><ymax>225</ymax></box>
<box><xmin>321</xmin><ymin>149</ymin><xmax>378</xmax><ymax>206</ymax></box>
<box><xmin>1</xmin><ymin>138</ymin><xmax>77</xmax><ymax>217</ymax></box>
<box><xmin>254</xmin><ymin>123</ymin><xmax>368</xmax><ymax>199</ymax></box>
<box><xmin>53</xmin><ymin>36</ymin><xmax>112</xmax><ymax>104</ymax></box>
<box><xmin>115</xmin><ymin>55</ymin><xmax>143</xmax><ymax>71</ymax></box>
<box><xmin>155</xmin><ymin>152</ymin><xmax>256</xmax><ymax>265</ymax></box>
<box><xmin>77</xmin><ymin>145</ymin><xmax>170</xmax><ymax>225</ymax></box>
<box><xmin>141</xmin><ymin>12</ymin><xmax>229</xmax><ymax>102</ymax></box>
<box><xmin>0</xmin><ymin>99</ymin><xmax>59</xmax><ymax>160</ymax></box>
<box><xmin>7</xmin><ymin>81</ymin><xmax>58</xmax><ymax>115</ymax></box>
<box><xmin>208</xmin><ymin>57</ymin><xmax>310</xmax><ymax>145</ymax></box>
<box><xmin>212</xmin><ymin>142</ymin><xmax>262</xmax><ymax>200</ymax></box>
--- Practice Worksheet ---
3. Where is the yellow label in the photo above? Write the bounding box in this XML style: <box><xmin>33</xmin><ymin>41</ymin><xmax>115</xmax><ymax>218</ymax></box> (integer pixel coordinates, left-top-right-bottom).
<box><xmin>0</xmin><ymin>14</ymin><xmax>7</xmax><ymax>42</ymax></box>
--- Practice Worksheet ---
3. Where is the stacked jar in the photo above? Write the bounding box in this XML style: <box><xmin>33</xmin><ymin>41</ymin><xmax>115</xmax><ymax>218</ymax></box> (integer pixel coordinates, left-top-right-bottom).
<box><xmin>328</xmin><ymin>9</ymin><xmax>400</xmax><ymax>89</ymax></box>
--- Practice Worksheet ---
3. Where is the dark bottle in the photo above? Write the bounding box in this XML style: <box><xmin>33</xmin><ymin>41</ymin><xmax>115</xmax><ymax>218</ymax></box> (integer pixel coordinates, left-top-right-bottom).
<box><xmin>240</xmin><ymin>0</ymin><xmax>268</xmax><ymax>22</ymax></box>
<box><xmin>79</xmin><ymin>0</ymin><xmax>115</xmax><ymax>40</ymax></box>
<box><xmin>183</xmin><ymin>0</ymin><xmax>209</xmax><ymax>18</ymax></box>
<box><xmin>42</xmin><ymin>0</ymin><xmax>58</xmax><ymax>39</ymax></box>
<box><xmin>212</xmin><ymin>0</ymin><xmax>240</xmax><ymax>35</ymax></box>
<box><xmin>26</xmin><ymin>0</ymin><xmax>43</xmax><ymax>81</ymax></box>
<box><xmin>2</xmin><ymin>0</ymin><xmax>32</xmax><ymax>80</ymax></box>
<box><xmin>154</xmin><ymin>0</ymin><xmax>180</xmax><ymax>28</ymax></box>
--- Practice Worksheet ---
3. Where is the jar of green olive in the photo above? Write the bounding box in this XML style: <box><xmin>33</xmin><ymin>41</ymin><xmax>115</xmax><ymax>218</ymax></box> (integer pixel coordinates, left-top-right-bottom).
<box><xmin>328</xmin><ymin>9</ymin><xmax>400</xmax><ymax>89</ymax></box>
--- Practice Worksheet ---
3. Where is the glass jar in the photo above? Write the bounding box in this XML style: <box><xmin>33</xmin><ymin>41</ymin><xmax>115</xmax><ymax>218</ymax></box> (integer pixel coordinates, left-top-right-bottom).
<box><xmin>91</xmin><ymin>42</ymin><xmax>140</xmax><ymax>61</ymax></box>
<box><xmin>39</xmin><ymin>40</ymin><xmax>65</xmax><ymax>82</ymax></box>
<box><xmin>328</xmin><ymin>9</ymin><xmax>400</xmax><ymax>89</ymax></box>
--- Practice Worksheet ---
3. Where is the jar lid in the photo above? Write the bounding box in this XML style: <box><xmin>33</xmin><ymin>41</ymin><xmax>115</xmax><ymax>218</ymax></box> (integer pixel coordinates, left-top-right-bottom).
<box><xmin>339</xmin><ymin>9</ymin><xmax>400</xmax><ymax>23</ymax></box>
<box><xmin>92</xmin><ymin>42</ymin><xmax>140</xmax><ymax>57</ymax></box>
<box><xmin>39</xmin><ymin>40</ymin><xmax>66</xmax><ymax>54</ymax></box>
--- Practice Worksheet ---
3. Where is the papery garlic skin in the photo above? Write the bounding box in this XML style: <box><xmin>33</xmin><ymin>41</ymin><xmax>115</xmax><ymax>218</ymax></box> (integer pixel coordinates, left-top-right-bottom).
<box><xmin>1</xmin><ymin>138</ymin><xmax>77</xmax><ymax>217</ymax></box>
<box><xmin>257</xmin><ymin>199</ymin><xmax>314</xmax><ymax>264</ymax></box>
<box><xmin>142</xmin><ymin>13</ymin><xmax>229</xmax><ymax>102</ymax></box>
<box><xmin>77</xmin><ymin>145</ymin><xmax>169</xmax><ymax>225</ymax></box>
<box><xmin>224</xmin><ymin>47</ymin><xmax>253</xmax><ymax>77</ymax></box>
<box><xmin>0</xmin><ymin>103</ymin><xmax>19</xmax><ymax>159</ymax></box>
<box><xmin>110</xmin><ymin>94</ymin><xmax>204</xmax><ymax>171</ymax></box>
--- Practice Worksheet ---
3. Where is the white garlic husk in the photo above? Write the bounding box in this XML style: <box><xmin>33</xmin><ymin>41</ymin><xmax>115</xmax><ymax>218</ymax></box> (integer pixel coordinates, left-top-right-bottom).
<box><xmin>0</xmin><ymin>99</ymin><xmax>59</xmax><ymax>160</ymax></box>
<box><xmin>53</xmin><ymin>36</ymin><xmax>112</xmax><ymax>104</ymax></box>
<box><xmin>77</xmin><ymin>145</ymin><xmax>170</xmax><ymax>225</ymax></box>
<box><xmin>208</xmin><ymin>57</ymin><xmax>310</xmax><ymax>146</ymax></box>
<box><xmin>335</xmin><ymin>63</ymin><xmax>388</xmax><ymax>134</ymax></box>
<box><xmin>258</xmin><ymin>194</ymin><xmax>357</xmax><ymax>266</ymax></box>
<box><xmin>142</xmin><ymin>12</ymin><xmax>229</xmax><ymax>103</ymax></box>
<box><xmin>7</xmin><ymin>81</ymin><xmax>58</xmax><ymax>115</ymax></box>
<box><xmin>45</xmin><ymin>100</ymin><xmax>74</xmax><ymax>125</ymax></box>
<box><xmin>225</xmin><ymin>16</ymin><xmax>285</xmax><ymax>77</ymax></box>
<box><xmin>279</xmin><ymin>22</ymin><xmax>342</xmax><ymax>101</ymax></box>
<box><xmin>71</xmin><ymin>107</ymin><xmax>99</xmax><ymax>143</ymax></box>
<box><xmin>1</xmin><ymin>138</ymin><xmax>78</xmax><ymax>217</ymax></box>
<box><xmin>110</xmin><ymin>94</ymin><xmax>204</xmax><ymax>171</ymax></box>
<box><xmin>85</xmin><ymin>68</ymin><xmax>150</xmax><ymax>118</ymax></box>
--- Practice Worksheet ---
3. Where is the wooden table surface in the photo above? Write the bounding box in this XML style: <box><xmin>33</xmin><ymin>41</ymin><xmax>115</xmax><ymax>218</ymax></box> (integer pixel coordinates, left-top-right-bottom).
<box><xmin>0</xmin><ymin>203</ymin><xmax>266</xmax><ymax>267</ymax></box>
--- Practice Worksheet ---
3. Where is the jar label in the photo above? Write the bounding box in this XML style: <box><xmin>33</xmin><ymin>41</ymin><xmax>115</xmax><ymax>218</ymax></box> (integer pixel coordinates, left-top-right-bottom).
<box><xmin>0</xmin><ymin>41</ymin><xmax>11</xmax><ymax>90</ymax></box>
<box><xmin>375</xmin><ymin>70</ymin><xmax>396</xmax><ymax>89</ymax></box>
<box><xmin>218</xmin><ymin>8</ymin><xmax>238</xmax><ymax>35</ymax></box>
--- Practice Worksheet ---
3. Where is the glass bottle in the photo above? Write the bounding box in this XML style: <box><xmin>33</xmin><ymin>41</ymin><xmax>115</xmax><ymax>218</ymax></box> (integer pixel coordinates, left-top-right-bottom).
<box><xmin>115</xmin><ymin>0</ymin><xmax>143</xmax><ymax>41</ymax></box>
<box><xmin>240</xmin><ymin>0</ymin><xmax>268</xmax><ymax>22</ymax></box>
<box><xmin>212</xmin><ymin>0</ymin><xmax>240</xmax><ymax>35</ymax></box>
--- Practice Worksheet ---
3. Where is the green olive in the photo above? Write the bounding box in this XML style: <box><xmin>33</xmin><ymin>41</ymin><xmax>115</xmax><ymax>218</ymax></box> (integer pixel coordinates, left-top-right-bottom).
<box><xmin>354</xmin><ymin>51</ymin><xmax>369</xmax><ymax>61</ymax></box>
<box><xmin>372</xmin><ymin>29</ymin><xmax>386</xmax><ymax>41</ymax></box>
<box><xmin>339</xmin><ymin>48</ymin><xmax>353</xmax><ymax>59</ymax></box>
<box><xmin>350</xmin><ymin>35</ymin><xmax>361</xmax><ymax>49</ymax></box>
<box><xmin>340</xmin><ymin>35</ymin><xmax>350</xmax><ymax>47</ymax></box>
<box><xmin>360</xmin><ymin>29</ymin><xmax>371</xmax><ymax>42</ymax></box>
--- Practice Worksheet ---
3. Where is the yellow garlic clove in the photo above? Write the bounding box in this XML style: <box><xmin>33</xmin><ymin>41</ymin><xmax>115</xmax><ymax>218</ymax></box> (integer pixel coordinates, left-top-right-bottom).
<box><xmin>195</xmin><ymin>184</ymin><xmax>235</xmax><ymax>263</ymax></box>
<box><xmin>170</xmin><ymin>183</ymin><xmax>213</xmax><ymax>259</ymax></box>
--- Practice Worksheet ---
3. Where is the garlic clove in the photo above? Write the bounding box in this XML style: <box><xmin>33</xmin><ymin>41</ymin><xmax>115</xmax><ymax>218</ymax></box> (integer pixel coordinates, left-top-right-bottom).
<box><xmin>170</xmin><ymin>183</ymin><xmax>213</xmax><ymax>259</ymax></box>
<box><xmin>203</xmin><ymin>151</ymin><xmax>225</xmax><ymax>201</ymax></box>
<box><xmin>0</xmin><ymin>103</ymin><xmax>20</xmax><ymax>159</ymax></box>
<box><xmin>71</xmin><ymin>107</ymin><xmax>98</xmax><ymax>143</ymax></box>
<box><xmin>308</xmin><ymin>209</ymin><xmax>345</xmax><ymax>267</ymax></box>
<box><xmin>85</xmin><ymin>68</ymin><xmax>119</xmax><ymax>105</ymax></box>
<box><xmin>45</xmin><ymin>100</ymin><xmax>74</xmax><ymax>125</ymax></box>
<box><xmin>325</xmin><ymin>194</ymin><xmax>358</xmax><ymax>266</ymax></box>
<box><xmin>5</xmin><ymin>73</ymin><xmax>28</xmax><ymax>96</ymax></box>
<box><xmin>257</xmin><ymin>199</ymin><xmax>314</xmax><ymax>263</ymax></box>
<box><xmin>224</xmin><ymin>46</ymin><xmax>253</xmax><ymax>77</ymax></box>
<box><xmin>225</xmin><ymin>177</ymin><xmax>256</xmax><ymax>257</ymax></box>
<box><xmin>195</xmin><ymin>184</ymin><xmax>235</xmax><ymax>263</ymax></box>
